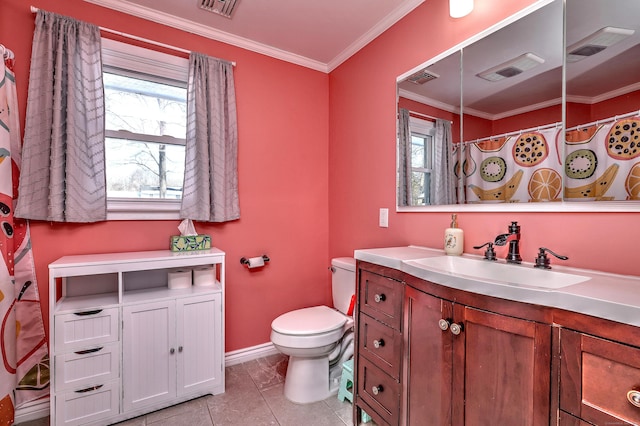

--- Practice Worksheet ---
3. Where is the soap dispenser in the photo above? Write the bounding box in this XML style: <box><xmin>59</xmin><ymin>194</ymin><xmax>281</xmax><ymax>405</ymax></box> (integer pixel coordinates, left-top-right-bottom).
<box><xmin>444</xmin><ymin>214</ymin><xmax>464</xmax><ymax>256</ymax></box>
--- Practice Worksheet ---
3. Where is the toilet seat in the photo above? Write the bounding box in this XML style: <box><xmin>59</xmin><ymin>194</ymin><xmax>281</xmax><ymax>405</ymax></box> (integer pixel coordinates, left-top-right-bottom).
<box><xmin>272</xmin><ymin>305</ymin><xmax>348</xmax><ymax>336</ymax></box>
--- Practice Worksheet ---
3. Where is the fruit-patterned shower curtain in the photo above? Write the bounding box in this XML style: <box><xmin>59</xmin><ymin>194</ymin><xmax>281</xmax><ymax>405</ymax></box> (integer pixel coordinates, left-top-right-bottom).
<box><xmin>0</xmin><ymin>48</ymin><xmax>49</xmax><ymax>426</ymax></box>
<box><xmin>458</xmin><ymin>116</ymin><xmax>640</xmax><ymax>203</ymax></box>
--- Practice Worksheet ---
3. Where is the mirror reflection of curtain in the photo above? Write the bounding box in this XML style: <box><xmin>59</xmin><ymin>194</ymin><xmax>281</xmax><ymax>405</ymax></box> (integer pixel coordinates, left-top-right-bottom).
<box><xmin>464</xmin><ymin>126</ymin><xmax>563</xmax><ymax>203</ymax></box>
<box><xmin>397</xmin><ymin>108</ymin><xmax>412</xmax><ymax>206</ymax></box>
<box><xmin>431</xmin><ymin>119</ymin><xmax>456</xmax><ymax>204</ymax></box>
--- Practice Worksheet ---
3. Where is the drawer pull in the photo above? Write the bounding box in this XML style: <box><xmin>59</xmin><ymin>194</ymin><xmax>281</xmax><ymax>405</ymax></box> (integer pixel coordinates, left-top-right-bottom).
<box><xmin>74</xmin><ymin>309</ymin><xmax>103</xmax><ymax>316</ymax></box>
<box><xmin>372</xmin><ymin>385</ymin><xmax>383</xmax><ymax>395</ymax></box>
<box><xmin>438</xmin><ymin>319</ymin><xmax>450</xmax><ymax>331</ymax></box>
<box><xmin>75</xmin><ymin>384</ymin><xmax>104</xmax><ymax>394</ymax></box>
<box><xmin>373</xmin><ymin>339</ymin><xmax>385</xmax><ymax>349</ymax></box>
<box><xmin>374</xmin><ymin>293</ymin><xmax>386</xmax><ymax>303</ymax></box>
<box><xmin>627</xmin><ymin>388</ymin><xmax>640</xmax><ymax>408</ymax></box>
<box><xmin>450</xmin><ymin>323</ymin><xmax>463</xmax><ymax>335</ymax></box>
<box><xmin>74</xmin><ymin>347</ymin><xmax>103</xmax><ymax>355</ymax></box>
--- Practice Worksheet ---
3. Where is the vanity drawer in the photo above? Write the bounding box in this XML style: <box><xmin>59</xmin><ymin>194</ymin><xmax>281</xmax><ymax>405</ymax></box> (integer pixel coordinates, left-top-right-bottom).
<box><xmin>358</xmin><ymin>313</ymin><xmax>402</xmax><ymax>380</ymax></box>
<box><xmin>55</xmin><ymin>380</ymin><xmax>120</xmax><ymax>426</ymax></box>
<box><xmin>560</xmin><ymin>329</ymin><xmax>640</xmax><ymax>425</ymax></box>
<box><xmin>359</xmin><ymin>270</ymin><xmax>403</xmax><ymax>330</ymax></box>
<box><xmin>54</xmin><ymin>342</ymin><xmax>120</xmax><ymax>391</ymax></box>
<box><xmin>54</xmin><ymin>308</ymin><xmax>119</xmax><ymax>351</ymax></box>
<box><xmin>357</xmin><ymin>356</ymin><xmax>401</xmax><ymax>425</ymax></box>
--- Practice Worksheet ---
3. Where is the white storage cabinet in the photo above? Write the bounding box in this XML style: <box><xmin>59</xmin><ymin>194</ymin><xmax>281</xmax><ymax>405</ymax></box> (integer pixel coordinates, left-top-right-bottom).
<box><xmin>49</xmin><ymin>249</ymin><xmax>226</xmax><ymax>426</ymax></box>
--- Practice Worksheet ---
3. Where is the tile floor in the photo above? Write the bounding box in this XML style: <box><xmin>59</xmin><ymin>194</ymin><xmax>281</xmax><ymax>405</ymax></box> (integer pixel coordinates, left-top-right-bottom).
<box><xmin>18</xmin><ymin>354</ymin><xmax>368</xmax><ymax>426</ymax></box>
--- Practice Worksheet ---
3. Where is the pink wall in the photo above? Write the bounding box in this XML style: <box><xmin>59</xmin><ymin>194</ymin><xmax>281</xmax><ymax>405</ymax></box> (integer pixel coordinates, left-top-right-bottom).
<box><xmin>2</xmin><ymin>0</ymin><xmax>330</xmax><ymax>351</ymax></box>
<box><xmin>328</xmin><ymin>0</ymin><xmax>640</xmax><ymax>277</ymax></box>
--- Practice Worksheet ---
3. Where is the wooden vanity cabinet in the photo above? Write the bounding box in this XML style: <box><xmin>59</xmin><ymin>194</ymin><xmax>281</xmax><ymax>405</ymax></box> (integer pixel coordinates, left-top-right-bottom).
<box><xmin>355</xmin><ymin>261</ymin><xmax>552</xmax><ymax>426</ymax></box>
<box><xmin>559</xmin><ymin>328</ymin><xmax>640</xmax><ymax>425</ymax></box>
<box><xmin>405</xmin><ymin>285</ymin><xmax>551</xmax><ymax>426</ymax></box>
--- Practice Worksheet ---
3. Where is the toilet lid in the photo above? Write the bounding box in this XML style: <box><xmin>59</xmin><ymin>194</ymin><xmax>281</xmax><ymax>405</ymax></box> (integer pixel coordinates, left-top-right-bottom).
<box><xmin>272</xmin><ymin>306</ymin><xmax>348</xmax><ymax>335</ymax></box>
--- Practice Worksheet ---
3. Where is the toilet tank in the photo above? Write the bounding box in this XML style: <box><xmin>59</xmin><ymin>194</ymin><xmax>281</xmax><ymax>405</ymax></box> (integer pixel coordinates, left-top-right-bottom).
<box><xmin>331</xmin><ymin>257</ymin><xmax>356</xmax><ymax>315</ymax></box>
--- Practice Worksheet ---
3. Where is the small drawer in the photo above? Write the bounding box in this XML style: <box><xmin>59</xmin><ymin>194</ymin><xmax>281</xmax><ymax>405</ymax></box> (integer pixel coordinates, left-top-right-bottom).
<box><xmin>359</xmin><ymin>313</ymin><xmax>402</xmax><ymax>380</ymax></box>
<box><xmin>359</xmin><ymin>271</ymin><xmax>403</xmax><ymax>330</ymax></box>
<box><xmin>560</xmin><ymin>330</ymin><xmax>640</xmax><ymax>425</ymax></box>
<box><xmin>55</xmin><ymin>380</ymin><xmax>120</xmax><ymax>426</ymax></box>
<box><xmin>54</xmin><ymin>308</ymin><xmax>119</xmax><ymax>351</ymax></box>
<box><xmin>54</xmin><ymin>342</ymin><xmax>120</xmax><ymax>391</ymax></box>
<box><xmin>357</xmin><ymin>356</ymin><xmax>401</xmax><ymax>425</ymax></box>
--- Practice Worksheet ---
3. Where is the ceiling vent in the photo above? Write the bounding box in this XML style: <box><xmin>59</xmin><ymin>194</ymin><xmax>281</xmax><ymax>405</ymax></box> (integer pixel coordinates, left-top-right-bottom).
<box><xmin>477</xmin><ymin>53</ymin><xmax>545</xmax><ymax>82</ymax></box>
<box><xmin>407</xmin><ymin>69</ymin><xmax>440</xmax><ymax>85</ymax></box>
<box><xmin>199</xmin><ymin>0</ymin><xmax>240</xmax><ymax>18</ymax></box>
<box><xmin>567</xmin><ymin>26</ymin><xmax>635</xmax><ymax>63</ymax></box>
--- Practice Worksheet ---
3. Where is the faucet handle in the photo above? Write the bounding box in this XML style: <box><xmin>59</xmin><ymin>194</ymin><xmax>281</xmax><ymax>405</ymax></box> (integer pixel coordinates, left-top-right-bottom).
<box><xmin>534</xmin><ymin>247</ymin><xmax>569</xmax><ymax>269</ymax></box>
<box><xmin>473</xmin><ymin>242</ymin><xmax>497</xmax><ymax>261</ymax></box>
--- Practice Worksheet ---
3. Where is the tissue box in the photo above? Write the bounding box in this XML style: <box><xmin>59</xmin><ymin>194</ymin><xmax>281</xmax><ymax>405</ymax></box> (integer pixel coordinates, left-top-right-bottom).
<box><xmin>170</xmin><ymin>235</ymin><xmax>211</xmax><ymax>252</ymax></box>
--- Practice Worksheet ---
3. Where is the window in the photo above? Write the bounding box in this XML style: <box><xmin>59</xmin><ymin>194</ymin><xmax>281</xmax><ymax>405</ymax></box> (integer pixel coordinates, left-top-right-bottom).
<box><xmin>409</xmin><ymin>117</ymin><xmax>435</xmax><ymax>206</ymax></box>
<box><xmin>102</xmin><ymin>39</ymin><xmax>189</xmax><ymax>219</ymax></box>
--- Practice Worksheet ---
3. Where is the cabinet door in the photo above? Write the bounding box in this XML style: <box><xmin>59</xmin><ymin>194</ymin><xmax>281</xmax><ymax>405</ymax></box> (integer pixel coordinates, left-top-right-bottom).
<box><xmin>176</xmin><ymin>294</ymin><xmax>223</xmax><ymax>396</ymax></box>
<box><xmin>560</xmin><ymin>329</ymin><xmax>640</xmax><ymax>425</ymax></box>
<box><xmin>457</xmin><ymin>306</ymin><xmax>551</xmax><ymax>426</ymax></box>
<box><xmin>404</xmin><ymin>286</ymin><xmax>454</xmax><ymax>425</ymax></box>
<box><xmin>123</xmin><ymin>300</ymin><xmax>177</xmax><ymax>412</ymax></box>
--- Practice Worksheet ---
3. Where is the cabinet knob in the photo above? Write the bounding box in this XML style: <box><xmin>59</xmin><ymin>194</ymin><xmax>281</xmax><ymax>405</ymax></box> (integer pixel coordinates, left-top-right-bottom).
<box><xmin>438</xmin><ymin>319</ymin><xmax>450</xmax><ymax>331</ymax></box>
<box><xmin>372</xmin><ymin>385</ymin><xmax>383</xmax><ymax>395</ymax></box>
<box><xmin>170</xmin><ymin>348</ymin><xmax>175</xmax><ymax>354</ymax></box>
<box><xmin>627</xmin><ymin>388</ymin><xmax>640</xmax><ymax>408</ymax></box>
<box><xmin>178</xmin><ymin>346</ymin><xmax>183</xmax><ymax>353</ymax></box>
<box><xmin>450</xmin><ymin>323</ymin><xmax>463</xmax><ymax>335</ymax></box>
<box><xmin>374</xmin><ymin>293</ymin><xmax>386</xmax><ymax>303</ymax></box>
<box><xmin>373</xmin><ymin>339</ymin><xmax>385</xmax><ymax>349</ymax></box>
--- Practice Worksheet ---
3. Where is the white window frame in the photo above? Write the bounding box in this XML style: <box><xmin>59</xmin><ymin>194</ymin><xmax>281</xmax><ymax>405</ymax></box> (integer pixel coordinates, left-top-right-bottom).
<box><xmin>409</xmin><ymin>117</ymin><xmax>435</xmax><ymax>206</ymax></box>
<box><xmin>102</xmin><ymin>39</ymin><xmax>189</xmax><ymax>220</ymax></box>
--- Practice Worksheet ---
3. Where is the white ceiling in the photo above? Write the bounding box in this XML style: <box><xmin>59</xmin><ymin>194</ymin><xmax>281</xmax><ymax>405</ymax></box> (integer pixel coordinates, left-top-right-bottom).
<box><xmin>84</xmin><ymin>0</ymin><xmax>425</xmax><ymax>72</ymax></box>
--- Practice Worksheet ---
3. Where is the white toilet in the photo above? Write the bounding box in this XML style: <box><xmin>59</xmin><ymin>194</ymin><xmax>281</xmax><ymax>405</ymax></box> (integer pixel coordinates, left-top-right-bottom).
<box><xmin>270</xmin><ymin>257</ymin><xmax>356</xmax><ymax>404</ymax></box>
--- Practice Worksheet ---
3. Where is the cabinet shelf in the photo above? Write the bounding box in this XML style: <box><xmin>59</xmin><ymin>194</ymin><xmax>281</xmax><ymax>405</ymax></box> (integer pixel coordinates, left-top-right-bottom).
<box><xmin>55</xmin><ymin>292</ymin><xmax>119</xmax><ymax>314</ymax></box>
<box><xmin>122</xmin><ymin>282</ymin><xmax>222</xmax><ymax>305</ymax></box>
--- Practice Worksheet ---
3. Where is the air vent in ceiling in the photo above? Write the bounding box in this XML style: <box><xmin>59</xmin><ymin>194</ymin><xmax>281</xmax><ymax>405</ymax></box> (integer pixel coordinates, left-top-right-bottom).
<box><xmin>407</xmin><ymin>69</ymin><xmax>440</xmax><ymax>85</ymax></box>
<box><xmin>567</xmin><ymin>26</ymin><xmax>635</xmax><ymax>63</ymax></box>
<box><xmin>199</xmin><ymin>0</ymin><xmax>240</xmax><ymax>18</ymax></box>
<box><xmin>477</xmin><ymin>53</ymin><xmax>545</xmax><ymax>82</ymax></box>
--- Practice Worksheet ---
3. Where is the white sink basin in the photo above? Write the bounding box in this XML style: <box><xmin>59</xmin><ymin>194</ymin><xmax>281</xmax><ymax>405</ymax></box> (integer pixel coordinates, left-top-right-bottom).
<box><xmin>406</xmin><ymin>256</ymin><xmax>590</xmax><ymax>290</ymax></box>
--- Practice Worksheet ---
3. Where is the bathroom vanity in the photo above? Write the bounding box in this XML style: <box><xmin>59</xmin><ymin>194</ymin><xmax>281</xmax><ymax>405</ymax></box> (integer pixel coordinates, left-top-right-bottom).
<box><xmin>352</xmin><ymin>246</ymin><xmax>640</xmax><ymax>426</ymax></box>
<box><xmin>48</xmin><ymin>249</ymin><xmax>226</xmax><ymax>426</ymax></box>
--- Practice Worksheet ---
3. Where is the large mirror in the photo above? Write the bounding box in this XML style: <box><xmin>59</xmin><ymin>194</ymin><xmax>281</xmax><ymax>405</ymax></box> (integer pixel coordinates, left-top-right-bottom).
<box><xmin>397</xmin><ymin>0</ymin><xmax>640</xmax><ymax>210</ymax></box>
<box><xmin>564</xmin><ymin>0</ymin><xmax>640</xmax><ymax>202</ymax></box>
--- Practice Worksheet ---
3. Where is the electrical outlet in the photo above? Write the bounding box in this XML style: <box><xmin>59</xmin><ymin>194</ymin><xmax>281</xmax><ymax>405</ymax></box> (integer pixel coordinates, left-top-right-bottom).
<box><xmin>379</xmin><ymin>208</ymin><xmax>389</xmax><ymax>228</ymax></box>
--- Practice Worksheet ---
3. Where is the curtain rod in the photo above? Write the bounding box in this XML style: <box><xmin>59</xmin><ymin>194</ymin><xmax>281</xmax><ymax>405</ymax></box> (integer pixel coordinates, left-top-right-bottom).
<box><xmin>29</xmin><ymin>5</ymin><xmax>236</xmax><ymax>66</ymax></box>
<box><xmin>404</xmin><ymin>110</ymin><xmax>453</xmax><ymax>124</ymax></box>
<box><xmin>566</xmin><ymin>109</ymin><xmax>640</xmax><ymax>132</ymax></box>
<box><xmin>461</xmin><ymin>121</ymin><xmax>562</xmax><ymax>146</ymax></box>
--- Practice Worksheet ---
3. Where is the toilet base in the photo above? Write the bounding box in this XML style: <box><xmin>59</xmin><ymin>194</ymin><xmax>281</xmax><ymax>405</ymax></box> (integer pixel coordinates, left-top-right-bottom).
<box><xmin>284</xmin><ymin>355</ymin><xmax>341</xmax><ymax>404</ymax></box>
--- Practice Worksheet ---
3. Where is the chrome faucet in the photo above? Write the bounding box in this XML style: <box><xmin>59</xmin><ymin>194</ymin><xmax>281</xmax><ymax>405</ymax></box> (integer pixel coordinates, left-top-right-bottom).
<box><xmin>494</xmin><ymin>221</ymin><xmax>522</xmax><ymax>264</ymax></box>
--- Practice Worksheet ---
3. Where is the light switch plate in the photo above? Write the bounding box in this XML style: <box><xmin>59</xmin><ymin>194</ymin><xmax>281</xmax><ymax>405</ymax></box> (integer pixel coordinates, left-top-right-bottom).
<box><xmin>379</xmin><ymin>208</ymin><xmax>389</xmax><ymax>228</ymax></box>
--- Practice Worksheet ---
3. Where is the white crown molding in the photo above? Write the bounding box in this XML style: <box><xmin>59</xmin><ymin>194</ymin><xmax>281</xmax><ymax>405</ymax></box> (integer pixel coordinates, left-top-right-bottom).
<box><xmin>567</xmin><ymin>81</ymin><xmax>640</xmax><ymax>105</ymax></box>
<box><xmin>327</xmin><ymin>0</ymin><xmax>426</xmax><ymax>72</ymax></box>
<box><xmin>84</xmin><ymin>0</ymin><xmax>329</xmax><ymax>72</ymax></box>
<box><xmin>399</xmin><ymin>88</ymin><xmax>460</xmax><ymax>114</ymax></box>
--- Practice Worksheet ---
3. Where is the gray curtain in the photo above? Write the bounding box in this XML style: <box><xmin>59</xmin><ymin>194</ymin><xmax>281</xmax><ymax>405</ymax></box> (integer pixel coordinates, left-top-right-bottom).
<box><xmin>15</xmin><ymin>11</ymin><xmax>106</xmax><ymax>222</ymax></box>
<box><xmin>431</xmin><ymin>119</ymin><xmax>456</xmax><ymax>205</ymax></box>
<box><xmin>181</xmin><ymin>52</ymin><xmax>239</xmax><ymax>222</ymax></box>
<box><xmin>397</xmin><ymin>108</ymin><xmax>412</xmax><ymax>206</ymax></box>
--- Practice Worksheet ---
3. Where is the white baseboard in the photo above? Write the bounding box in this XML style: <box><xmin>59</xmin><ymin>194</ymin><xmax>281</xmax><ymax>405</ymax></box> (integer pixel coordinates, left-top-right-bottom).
<box><xmin>12</xmin><ymin>343</ymin><xmax>279</xmax><ymax>423</ymax></box>
<box><xmin>225</xmin><ymin>342</ymin><xmax>279</xmax><ymax>366</ymax></box>
<box><xmin>14</xmin><ymin>398</ymin><xmax>50</xmax><ymax>424</ymax></box>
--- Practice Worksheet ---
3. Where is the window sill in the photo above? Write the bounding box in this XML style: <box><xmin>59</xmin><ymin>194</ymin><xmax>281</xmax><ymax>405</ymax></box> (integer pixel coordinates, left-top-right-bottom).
<box><xmin>107</xmin><ymin>198</ymin><xmax>181</xmax><ymax>220</ymax></box>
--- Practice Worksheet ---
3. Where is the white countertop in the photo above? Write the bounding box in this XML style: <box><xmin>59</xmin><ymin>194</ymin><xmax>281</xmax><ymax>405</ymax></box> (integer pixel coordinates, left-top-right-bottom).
<box><xmin>354</xmin><ymin>245</ymin><xmax>640</xmax><ymax>327</ymax></box>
